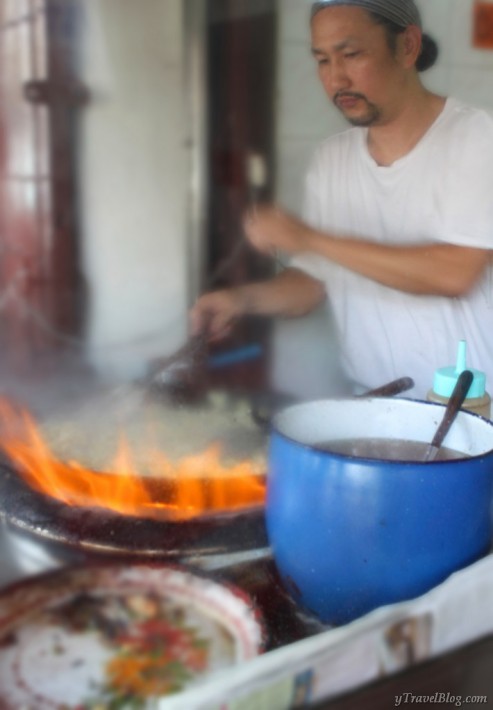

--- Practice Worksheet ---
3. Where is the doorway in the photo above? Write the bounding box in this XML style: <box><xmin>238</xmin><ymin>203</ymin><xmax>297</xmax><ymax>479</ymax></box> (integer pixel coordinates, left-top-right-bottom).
<box><xmin>205</xmin><ymin>0</ymin><xmax>277</xmax><ymax>391</ymax></box>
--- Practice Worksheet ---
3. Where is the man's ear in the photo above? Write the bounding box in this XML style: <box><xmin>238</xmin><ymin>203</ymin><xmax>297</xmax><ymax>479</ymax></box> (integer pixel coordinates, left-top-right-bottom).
<box><xmin>401</xmin><ymin>25</ymin><xmax>422</xmax><ymax>68</ymax></box>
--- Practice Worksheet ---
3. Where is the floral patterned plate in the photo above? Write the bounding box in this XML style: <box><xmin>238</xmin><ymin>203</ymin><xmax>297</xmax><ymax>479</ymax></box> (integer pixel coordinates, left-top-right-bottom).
<box><xmin>0</xmin><ymin>563</ymin><xmax>265</xmax><ymax>709</ymax></box>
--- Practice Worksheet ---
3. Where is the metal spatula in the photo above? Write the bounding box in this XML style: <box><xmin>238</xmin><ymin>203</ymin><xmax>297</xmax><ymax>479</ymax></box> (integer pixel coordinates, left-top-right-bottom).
<box><xmin>144</xmin><ymin>333</ymin><xmax>209</xmax><ymax>402</ymax></box>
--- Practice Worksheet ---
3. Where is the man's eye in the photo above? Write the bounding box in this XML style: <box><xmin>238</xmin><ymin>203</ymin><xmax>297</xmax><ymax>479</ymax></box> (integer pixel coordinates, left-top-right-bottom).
<box><xmin>344</xmin><ymin>51</ymin><xmax>361</xmax><ymax>58</ymax></box>
<box><xmin>317</xmin><ymin>58</ymin><xmax>329</xmax><ymax>66</ymax></box>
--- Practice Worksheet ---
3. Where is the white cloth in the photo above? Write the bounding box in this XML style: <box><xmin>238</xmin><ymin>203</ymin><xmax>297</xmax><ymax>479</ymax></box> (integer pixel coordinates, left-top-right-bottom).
<box><xmin>292</xmin><ymin>97</ymin><xmax>493</xmax><ymax>399</ymax></box>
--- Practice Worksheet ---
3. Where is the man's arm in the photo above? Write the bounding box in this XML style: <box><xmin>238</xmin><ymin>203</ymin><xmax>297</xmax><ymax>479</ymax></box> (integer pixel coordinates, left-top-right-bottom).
<box><xmin>308</xmin><ymin>236</ymin><xmax>490</xmax><ymax>297</ymax></box>
<box><xmin>244</xmin><ymin>207</ymin><xmax>491</xmax><ymax>297</ymax></box>
<box><xmin>190</xmin><ymin>268</ymin><xmax>325</xmax><ymax>341</ymax></box>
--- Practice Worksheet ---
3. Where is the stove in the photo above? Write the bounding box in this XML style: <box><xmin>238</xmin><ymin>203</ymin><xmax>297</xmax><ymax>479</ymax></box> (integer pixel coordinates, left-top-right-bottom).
<box><xmin>0</xmin><ymin>458</ymin><xmax>269</xmax><ymax>556</ymax></box>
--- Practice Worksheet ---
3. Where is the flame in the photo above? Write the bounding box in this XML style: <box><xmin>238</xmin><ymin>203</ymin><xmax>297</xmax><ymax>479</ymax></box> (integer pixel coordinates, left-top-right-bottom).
<box><xmin>0</xmin><ymin>398</ymin><xmax>266</xmax><ymax>521</ymax></box>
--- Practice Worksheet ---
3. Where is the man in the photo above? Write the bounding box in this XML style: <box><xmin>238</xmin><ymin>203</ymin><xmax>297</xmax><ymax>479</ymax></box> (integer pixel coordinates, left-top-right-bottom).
<box><xmin>191</xmin><ymin>0</ymin><xmax>493</xmax><ymax>398</ymax></box>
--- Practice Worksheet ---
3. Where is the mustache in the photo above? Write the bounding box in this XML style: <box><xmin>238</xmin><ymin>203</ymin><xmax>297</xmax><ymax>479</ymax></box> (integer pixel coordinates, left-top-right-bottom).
<box><xmin>333</xmin><ymin>91</ymin><xmax>367</xmax><ymax>104</ymax></box>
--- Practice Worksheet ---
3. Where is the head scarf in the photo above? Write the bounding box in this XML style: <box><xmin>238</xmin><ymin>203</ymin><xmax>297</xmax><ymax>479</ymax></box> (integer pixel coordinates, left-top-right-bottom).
<box><xmin>311</xmin><ymin>0</ymin><xmax>422</xmax><ymax>29</ymax></box>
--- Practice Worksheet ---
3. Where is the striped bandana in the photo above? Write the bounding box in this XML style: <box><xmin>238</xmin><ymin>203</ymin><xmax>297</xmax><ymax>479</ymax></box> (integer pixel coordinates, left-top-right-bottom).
<box><xmin>311</xmin><ymin>0</ymin><xmax>422</xmax><ymax>29</ymax></box>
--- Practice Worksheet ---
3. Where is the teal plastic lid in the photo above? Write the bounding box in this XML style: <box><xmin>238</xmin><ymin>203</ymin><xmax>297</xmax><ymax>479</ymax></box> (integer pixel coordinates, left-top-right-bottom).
<box><xmin>433</xmin><ymin>340</ymin><xmax>486</xmax><ymax>399</ymax></box>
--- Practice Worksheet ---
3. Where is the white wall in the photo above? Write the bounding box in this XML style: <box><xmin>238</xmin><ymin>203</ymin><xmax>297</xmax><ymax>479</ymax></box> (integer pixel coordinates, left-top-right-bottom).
<box><xmin>272</xmin><ymin>0</ymin><xmax>493</xmax><ymax>398</ymax></box>
<box><xmin>419</xmin><ymin>0</ymin><xmax>493</xmax><ymax>109</ymax></box>
<box><xmin>79</xmin><ymin>0</ymin><xmax>189</xmax><ymax>380</ymax></box>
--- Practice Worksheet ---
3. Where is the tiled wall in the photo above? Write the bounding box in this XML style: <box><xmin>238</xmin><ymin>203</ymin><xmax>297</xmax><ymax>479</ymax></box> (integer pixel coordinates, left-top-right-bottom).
<box><xmin>271</xmin><ymin>0</ymin><xmax>493</xmax><ymax>397</ymax></box>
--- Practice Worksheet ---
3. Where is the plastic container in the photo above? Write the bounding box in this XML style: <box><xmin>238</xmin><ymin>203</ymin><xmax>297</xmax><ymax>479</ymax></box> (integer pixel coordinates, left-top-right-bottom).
<box><xmin>427</xmin><ymin>341</ymin><xmax>491</xmax><ymax>419</ymax></box>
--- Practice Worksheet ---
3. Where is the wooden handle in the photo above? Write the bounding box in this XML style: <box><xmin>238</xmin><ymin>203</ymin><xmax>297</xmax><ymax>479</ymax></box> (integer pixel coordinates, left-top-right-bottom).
<box><xmin>360</xmin><ymin>377</ymin><xmax>415</xmax><ymax>398</ymax></box>
<box><xmin>430</xmin><ymin>370</ymin><xmax>474</xmax><ymax>449</ymax></box>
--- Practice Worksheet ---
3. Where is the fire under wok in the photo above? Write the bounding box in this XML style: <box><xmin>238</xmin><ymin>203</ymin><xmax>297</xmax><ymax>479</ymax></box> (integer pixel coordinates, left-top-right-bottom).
<box><xmin>0</xmin><ymin>388</ymin><xmax>269</xmax><ymax>558</ymax></box>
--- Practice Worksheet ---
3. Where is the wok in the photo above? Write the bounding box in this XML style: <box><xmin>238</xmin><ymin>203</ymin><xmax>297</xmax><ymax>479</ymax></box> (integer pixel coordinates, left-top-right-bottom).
<box><xmin>0</xmin><ymin>377</ymin><xmax>412</xmax><ymax>560</ymax></box>
<box><xmin>0</xmin><ymin>387</ymin><xmax>269</xmax><ymax>558</ymax></box>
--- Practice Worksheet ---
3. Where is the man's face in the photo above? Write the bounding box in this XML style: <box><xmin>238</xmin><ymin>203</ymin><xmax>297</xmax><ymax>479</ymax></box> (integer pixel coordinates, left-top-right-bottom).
<box><xmin>311</xmin><ymin>6</ymin><xmax>408</xmax><ymax>127</ymax></box>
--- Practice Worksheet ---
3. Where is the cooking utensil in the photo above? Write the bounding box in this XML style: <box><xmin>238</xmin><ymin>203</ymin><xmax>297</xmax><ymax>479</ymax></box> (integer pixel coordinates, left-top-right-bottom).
<box><xmin>266</xmin><ymin>397</ymin><xmax>493</xmax><ymax>625</ymax></box>
<box><xmin>358</xmin><ymin>376</ymin><xmax>415</xmax><ymax>398</ymax></box>
<box><xmin>0</xmin><ymin>455</ymin><xmax>268</xmax><ymax>560</ymax></box>
<box><xmin>145</xmin><ymin>332</ymin><xmax>208</xmax><ymax>395</ymax></box>
<box><xmin>424</xmin><ymin>369</ymin><xmax>474</xmax><ymax>462</ymax></box>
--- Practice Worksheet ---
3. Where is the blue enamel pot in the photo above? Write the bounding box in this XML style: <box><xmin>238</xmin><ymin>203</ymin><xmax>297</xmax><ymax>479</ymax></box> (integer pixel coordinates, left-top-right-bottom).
<box><xmin>266</xmin><ymin>398</ymin><xmax>493</xmax><ymax>625</ymax></box>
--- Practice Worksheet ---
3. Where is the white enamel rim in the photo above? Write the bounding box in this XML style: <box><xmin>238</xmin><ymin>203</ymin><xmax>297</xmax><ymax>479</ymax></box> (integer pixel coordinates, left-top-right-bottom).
<box><xmin>272</xmin><ymin>397</ymin><xmax>493</xmax><ymax>459</ymax></box>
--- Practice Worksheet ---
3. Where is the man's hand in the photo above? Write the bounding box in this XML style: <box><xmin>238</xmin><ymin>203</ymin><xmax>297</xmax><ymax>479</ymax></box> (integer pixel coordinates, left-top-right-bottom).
<box><xmin>243</xmin><ymin>206</ymin><xmax>313</xmax><ymax>257</ymax></box>
<box><xmin>189</xmin><ymin>289</ymin><xmax>247</xmax><ymax>341</ymax></box>
<box><xmin>190</xmin><ymin>269</ymin><xmax>326</xmax><ymax>341</ymax></box>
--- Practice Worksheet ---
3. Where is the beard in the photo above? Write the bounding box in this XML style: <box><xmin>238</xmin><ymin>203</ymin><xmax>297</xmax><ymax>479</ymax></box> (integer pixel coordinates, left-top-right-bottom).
<box><xmin>333</xmin><ymin>92</ymin><xmax>382</xmax><ymax>127</ymax></box>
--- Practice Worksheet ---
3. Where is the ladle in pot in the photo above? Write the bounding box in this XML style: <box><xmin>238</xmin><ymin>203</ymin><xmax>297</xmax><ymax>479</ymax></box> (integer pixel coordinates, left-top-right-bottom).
<box><xmin>355</xmin><ymin>376</ymin><xmax>415</xmax><ymax>399</ymax></box>
<box><xmin>423</xmin><ymin>369</ymin><xmax>474</xmax><ymax>462</ymax></box>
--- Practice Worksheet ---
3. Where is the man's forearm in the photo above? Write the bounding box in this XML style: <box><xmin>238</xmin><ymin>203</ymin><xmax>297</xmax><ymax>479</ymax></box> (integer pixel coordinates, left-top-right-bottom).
<box><xmin>306</xmin><ymin>231</ymin><xmax>490</xmax><ymax>297</ymax></box>
<box><xmin>236</xmin><ymin>268</ymin><xmax>326</xmax><ymax>318</ymax></box>
<box><xmin>244</xmin><ymin>206</ymin><xmax>491</xmax><ymax>298</ymax></box>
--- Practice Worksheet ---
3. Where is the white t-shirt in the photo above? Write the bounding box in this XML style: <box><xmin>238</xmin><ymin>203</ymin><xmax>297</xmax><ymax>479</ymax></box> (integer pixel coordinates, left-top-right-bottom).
<box><xmin>292</xmin><ymin>98</ymin><xmax>493</xmax><ymax>398</ymax></box>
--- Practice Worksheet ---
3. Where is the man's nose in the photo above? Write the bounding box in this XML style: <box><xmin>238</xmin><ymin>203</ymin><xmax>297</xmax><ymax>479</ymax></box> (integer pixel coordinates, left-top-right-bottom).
<box><xmin>323</xmin><ymin>58</ymin><xmax>351</xmax><ymax>95</ymax></box>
